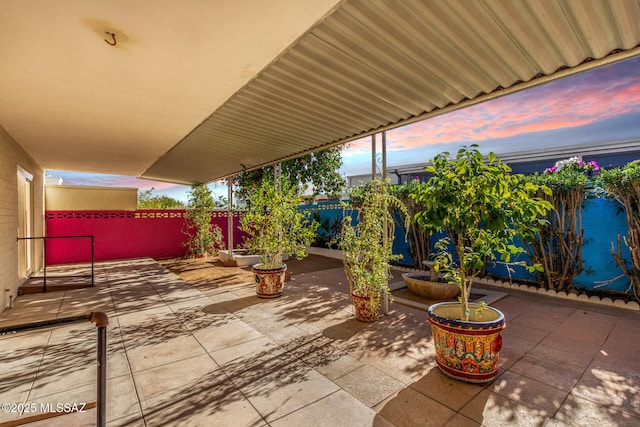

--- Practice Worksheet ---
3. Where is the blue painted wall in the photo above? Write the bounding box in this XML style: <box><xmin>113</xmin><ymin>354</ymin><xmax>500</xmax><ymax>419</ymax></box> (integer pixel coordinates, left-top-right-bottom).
<box><xmin>301</xmin><ymin>196</ymin><xmax>633</xmax><ymax>294</ymax></box>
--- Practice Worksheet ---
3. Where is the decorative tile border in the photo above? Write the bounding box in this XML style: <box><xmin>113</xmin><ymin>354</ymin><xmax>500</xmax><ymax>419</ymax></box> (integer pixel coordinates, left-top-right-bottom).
<box><xmin>391</xmin><ymin>265</ymin><xmax>639</xmax><ymax>311</ymax></box>
<box><xmin>473</xmin><ymin>276</ymin><xmax>640</xmax><ymax>311</ymax></box>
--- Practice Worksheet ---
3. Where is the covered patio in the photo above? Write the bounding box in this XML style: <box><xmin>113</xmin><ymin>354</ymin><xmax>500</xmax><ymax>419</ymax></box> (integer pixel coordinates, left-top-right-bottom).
<box><xmin>1</xmin><ymin>256</ymin><xmax>638</xmax><ymax>426</ymax></box>
<box><xmin>2</xmin><ymin>1</ymin><xmax>640</xmax><ymax>426</ymax></box>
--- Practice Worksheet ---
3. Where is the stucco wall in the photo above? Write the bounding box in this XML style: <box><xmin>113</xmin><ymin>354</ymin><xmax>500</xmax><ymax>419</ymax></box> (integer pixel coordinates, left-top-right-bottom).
<box><xmin>45</xmin><ymin>185</ymin><xmax>137</xmax><ymax>211</ymax></box>
<box><xmin>0</xmin><ymin>125</ymin><xmax>44</xmax><ymax>313</ymax></box>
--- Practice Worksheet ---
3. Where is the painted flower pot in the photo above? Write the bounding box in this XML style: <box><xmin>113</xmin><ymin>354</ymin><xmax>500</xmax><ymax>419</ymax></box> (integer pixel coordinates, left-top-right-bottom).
<box><xmin>427</xmin><ymin>302</ymin><xmax>505</xmax><ymax>384</ymax></box>
<box><xmin>252</xmin><ymin>263</ymin><xmax>287</xmax><ymax>298</ymax></box>
<box><xmin>351</xmin><ymin>292</ymin><xmax>381</xmax><ymax>322</ymax></box>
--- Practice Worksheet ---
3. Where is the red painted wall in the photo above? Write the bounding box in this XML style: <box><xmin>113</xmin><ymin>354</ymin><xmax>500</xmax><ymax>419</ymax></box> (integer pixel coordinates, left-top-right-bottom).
<box><xmin>44</xmin><ymin>209</ymin><xmax>247</xmax><ymax>265</ymax></box>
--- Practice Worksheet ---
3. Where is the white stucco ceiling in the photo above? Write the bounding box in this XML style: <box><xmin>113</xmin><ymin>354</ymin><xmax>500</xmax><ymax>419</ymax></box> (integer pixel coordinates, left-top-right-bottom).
<box><xmin>0</xmin><ymin>0</ymin><xmax>342</xmax><ymax>176</ymax></box>
<box><xmin>1</xmin><ymin>0</ymin><xmax>639</xmax><ymax>184</ymax></box>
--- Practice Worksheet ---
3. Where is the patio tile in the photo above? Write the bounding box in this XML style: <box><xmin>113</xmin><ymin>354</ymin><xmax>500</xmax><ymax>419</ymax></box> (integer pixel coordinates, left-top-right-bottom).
<box><xmin>362</xmin><ymin>348</ymin><xmax>433</xmax><ymax>384</ymax></box>
<box><xmin>497</xmin><ymin>346</ymin><xmax>525</xmax><ymax>371</ymax></box>
<box><xmin>409</xmin><ymin>368</ymin><xmax>485</xmax><ymax>412</ymax></box>
<box><xmin>572</xmin><ymin>358</ymin><xmax>640</xmax><ymax>418</ymax></box>
<box><xmin>125</xmin><ymin>333</ymin><xmax>207</xmax><ymax>373</ymax></box>
<box><xmin>552</xmin><ymin>393</ymin><xmax>640</xmax><ymax>427</ymax></box>
<box><xmin>29</xmin><ymin>354</ymin><xmax>96</xmax><ymax>400</ymax></box>
<box><xmin>133</xmin><ymin>354</ymin><xmax>220</xmax><ymax>406</ymax></box>
<box><xmin>540</xmin><ymin>333</ymin><xmax>602</xmax><ymax>358</ymax></box>
<box><xmin>192</xmin><ymin>319</ymin><xmax>263</xmax><ymax>352</ymax></box>
<box><xmin>442</xmin><ymin>413</ymin><xmax>482</xmax><ymax>427</ymax></box>
<box><xmin>270</xmin><ymin>390</ymin><xmax>377</xmax><ymax>427</ymax></box>
<box><xmin>501</xmin><ymin>321</ymin><xmax>549</xmax><ymax>346</ymax></box>
<box><xmin>375</xmin><ymin>386</ymin><xmax>457</xmax><ymax>427</ymax></box>
<box><xmin>553</xmin><ymin>310</ymin><xmax>618</xmax><ymax>342</ymax></box>
<box><xmin>525</xmin><ymin>342</ymin><xmax>594</xmax><ymax>373</ymax></box>
<box><xmin>460</xmin><ymin>389</ymin><xmax>550</xmax><ymax>426</ymax></box>
<box><xmin>0</xmin><ymin>331</ymin><xmax>52</xmax><ymax>416</ymax></box>
<box><xmin>253</xmin><ymin>317</ymin><xmax>305</xmax><ymax>339</ymax></box>
<box><xmin>0</xmin><ymin>293</ymin><xmax>65</xmax><ymax>325</ymax></box>
<box><xmin>334</xmin><ymin>364</ymin><xmax>406</xmax><ymax>408</ymax></box>
<box><xmin>209</xmin><ymin>335</ymin><xmax>283</xmax><ymax>372</ymax></box>
<box><xmin>601</xmin><ymin>315</ymin><xmax>640</xmax><ymax>362</ymax></box>
<box><xmin>58</xmin><ymin>289</ymin><xmax>115</xmax><ymax>317</ymax></box>
<box><xmin>236</xmin><ymin>363</ymin><xmax>340</xmax><ymax>422</ymax></box>
<box><xmin>142</xmin><ymin>387</ymin><xmax>265</xmax><ymax>427</ymax></box>
<box><xmin>281</xmin><ymin>332</ymin><xmax>363</xmax><ymax>378</ymax></box>
<box><xmin>170</xmin><ymin>299</ymin><xmax>237</xmax><ymax>332</ymax></box>
<box><xmin>510</xmin><ymin>312</ymin><xmax>572</xmax><ymax>333</ymax></box>
<box><xmin>222</xmin><ymin>298</ymin><xmax>275</xmax><ymax>323</ymax></box>
<box><xmin>116</xmin><ymin>306</ymin><xmax>187</xmax><ymax>345</ymax></box>
<box><xmin>489</xmin><ymin>370</ymin><xmax>568</xmax><ymax>416</ymax></box>
<box><xmin>25</xmin><ymin>374</ymin><xmax>140</xmax><ymax>425</ymax></box>
<box><xmin>4</xmin><ymin>257</ymin><xmax>640</xmax><ymax>426</ymax></box>
<box><xmin>510</xmin><ymin>355</ymin><xmax>584</xmax><ymax>392</ymax></box>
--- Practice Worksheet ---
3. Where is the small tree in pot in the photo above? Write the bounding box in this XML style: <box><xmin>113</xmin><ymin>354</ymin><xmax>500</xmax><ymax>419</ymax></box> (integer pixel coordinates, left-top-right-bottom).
<box><xmin>339</xmin><ymin>179</ymin><xmax>409</xmax><ymax>322</ymax></box>
<box><xmin>240</xmin><ymin>174</ymin><xmax>318</xmax><ymax>298</ymax></box>
<box><xmin>183</xmin><ymin>182</ymin><xmax>223</xmax><ymax>258</ymax></box>
<box><xmin>410</xmin><ymin>146</ymin><xmax>552</xmax><ymax>383</ymax></box>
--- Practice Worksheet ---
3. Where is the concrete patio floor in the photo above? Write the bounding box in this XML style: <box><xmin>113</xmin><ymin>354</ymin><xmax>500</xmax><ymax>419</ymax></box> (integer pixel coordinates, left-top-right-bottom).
<box><xmin>1</xmin><ymin>256</ymin><xmax>639</xmax><ymax>426</ymax></box>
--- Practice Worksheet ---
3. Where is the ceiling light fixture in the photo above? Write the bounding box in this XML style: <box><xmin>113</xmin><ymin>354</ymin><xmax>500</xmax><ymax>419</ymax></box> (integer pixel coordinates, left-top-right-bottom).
<box><xmin>104</xmin><ymin>32</ymin><xmax>116</xmax><ymax>46</ymax></box>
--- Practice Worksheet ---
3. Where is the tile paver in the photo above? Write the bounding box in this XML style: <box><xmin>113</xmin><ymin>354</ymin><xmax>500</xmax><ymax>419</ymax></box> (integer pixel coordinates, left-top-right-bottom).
<box><xmin>1</xmin><ymin>256</ymin><xmax>639</xmax><ymax>426</ymax></box>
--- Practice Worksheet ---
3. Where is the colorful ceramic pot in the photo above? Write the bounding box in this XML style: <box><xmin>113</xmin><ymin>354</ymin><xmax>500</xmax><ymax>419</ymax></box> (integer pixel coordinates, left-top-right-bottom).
<box><xmin>427</xmin><ymin>302</ymin><xmax>505</xmax><ymax>383</ymax></box>
<box><xmin>252</xmin><ymin>263</ymin><xmax>287</xmax><ymax>298</ymax></box>
<box><xmin>351</xmin><ymin>292</ymin><xmax>381</xmax><ymax>322</ymax></box>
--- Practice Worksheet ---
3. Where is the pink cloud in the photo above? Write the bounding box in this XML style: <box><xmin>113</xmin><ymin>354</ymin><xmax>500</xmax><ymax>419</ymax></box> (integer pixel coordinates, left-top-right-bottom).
<box><xmin>381</xmin><ymin>62</ymin><xmax>640</xmax><ymax>152</ymax></box>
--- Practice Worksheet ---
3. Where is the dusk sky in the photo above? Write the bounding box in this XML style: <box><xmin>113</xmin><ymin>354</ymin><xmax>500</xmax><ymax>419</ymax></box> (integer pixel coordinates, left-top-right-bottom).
<box><xmin>48</xmin><ymin>56</ymin><xmax>640</xmax><ymax>202</ymax></box>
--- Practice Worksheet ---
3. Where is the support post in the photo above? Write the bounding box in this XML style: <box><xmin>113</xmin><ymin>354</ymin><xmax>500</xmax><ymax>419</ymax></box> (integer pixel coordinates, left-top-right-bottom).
<box><xmin>371</xmin><ymin>134</ymin><xmax>376</xmax><ymax>181</ymax></box>
<box><xmin>43</xmin><ymin>238</ymin><xmax>47</xmax><ymax>292</ymax></box>
<box><xmin>227</xmin><ymin>180</ymin><xmax>234</xmax><ymax>261</ymax></box>
<box><xmin>382</xmin><ymin>131</ymin><xmax>389</xmax><ymax>315</ymax></box>
<box><xmin>91</xmin><ymin>312</ymin><xmax>109</xmax><ymax>427</ymax></box>
<box><xmin>91</xmin><ymin>236</ymin><xmax>95</xmax><ymax>286</ymax></box>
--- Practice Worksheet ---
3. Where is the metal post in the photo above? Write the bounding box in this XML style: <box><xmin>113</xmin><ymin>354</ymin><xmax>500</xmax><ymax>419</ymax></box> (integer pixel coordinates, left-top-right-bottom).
<box><xmin>382</xmin><ymin>131</ymin><xmax>387</xmax><ymax>180</ymax></box>
<box><xmin>371</xmin><ymin>134</ymin><xmax>376</xmax><ymax>181</ymax></box>
<box><xmin>0</xmin><ymin>314</ymin><xmax>91</xmax><ymax>335</ymax></box>
<box><xmin>43</xmin><ymin>237</ymin><xmax>47</xmax><ymax>293</ymax></box>
<box><xmin>274</xmin><ymin>162</ymin><xmax>282</xmax><ymax>259</ymax></box>
<box><xmin>91</xmin><ymin>236</ymin><xmax>95</xmax><ymax>286</ymax></box>
<box><xmin>382</xmin><ymin>131</ymin><xmax>389</xmax><ymax>315</ymax></box>
<box><xmin>0</xmin><ymin>312</ymin><xmax>108</xmax><ymax>425</ymax></box>
<box><xmin>91</xmin><ymin>312</ymin><xmax>109</xmax><ymax>427</ymax></box>
<box><xmin>227</xmin><ymin>180</ymin><xmax>234</xmax><ymax>261</ymax></box>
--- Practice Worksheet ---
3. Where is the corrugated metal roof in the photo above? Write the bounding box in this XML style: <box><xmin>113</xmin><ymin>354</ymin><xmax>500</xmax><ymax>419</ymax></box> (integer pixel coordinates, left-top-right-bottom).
<box><xmin>142</xmin><ymin>0</ymin><xmax>640</xmax><ymax>184</ymax></box>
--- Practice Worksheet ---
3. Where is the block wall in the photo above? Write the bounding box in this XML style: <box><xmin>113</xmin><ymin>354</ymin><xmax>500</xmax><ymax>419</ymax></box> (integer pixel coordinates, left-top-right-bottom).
<box><xmin>0</xmin><ymin>125</ymin><xmax>44</xmax><ymax>313</ymax></box>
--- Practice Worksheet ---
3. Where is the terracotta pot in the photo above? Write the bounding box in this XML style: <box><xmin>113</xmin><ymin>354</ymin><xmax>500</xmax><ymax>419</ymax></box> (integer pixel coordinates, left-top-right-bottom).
<box><xmin>427</xmin><ymin>302</ymin><xmax>505</xmax><ymax>384</ymax></box>
<box><xmin>252</xmin><ymin>263</ymin><xmax>287</xmax><ymax>298</ymax></box>
<box><xmin>401</xmin><ymin>273</ymin><xmax>460</xmax><ymax>300</ymax></box>
<box><xmin>351</xmin><ymin>292</ymin><xmax>381</xmax><ymax>322</ymax></box>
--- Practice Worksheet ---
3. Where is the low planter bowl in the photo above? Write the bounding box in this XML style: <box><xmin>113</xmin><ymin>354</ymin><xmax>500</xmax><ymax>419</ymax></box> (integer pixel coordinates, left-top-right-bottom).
<box><xmin>401</xmin><ymin>273</ymin><xmax>460</xmax><ymax>300</ymax></box>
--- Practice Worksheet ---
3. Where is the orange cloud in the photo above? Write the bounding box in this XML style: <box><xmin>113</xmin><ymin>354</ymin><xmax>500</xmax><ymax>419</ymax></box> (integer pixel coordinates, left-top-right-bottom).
<box><xmin>381</xmin><ymin>73</ymin><xmax>640</xmax><ymax>152</ymax></box>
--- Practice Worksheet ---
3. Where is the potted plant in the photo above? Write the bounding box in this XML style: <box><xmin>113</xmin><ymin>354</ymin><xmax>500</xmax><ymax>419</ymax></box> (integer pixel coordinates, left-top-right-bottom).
<box><xmin>183</xmin><ymin>182</ymin><xmax>224</xmax><ymax>258</ymax></box>
<box><xmin>338</xmin><ymin>179</ymin><xmax>409</xmax><ymax>322</ymax></box>
<box><xmin>410</xmin><ymin>146</ymin><xmax>552</xmax><ymax>383</ymax></box>
<box><xmin>240</xmin><ymin>174</ymin><xmax>318</xmax><ymax>298</ymax></box>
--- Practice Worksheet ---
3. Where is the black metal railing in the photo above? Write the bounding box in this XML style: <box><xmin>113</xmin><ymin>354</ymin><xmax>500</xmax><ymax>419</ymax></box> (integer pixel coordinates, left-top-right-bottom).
<box><xmin>17</xmin><ymin>235</ymin><xmax>95</xmax><ymax>292</ymax></box>
<box><xmin>0</xmin><ymin>312</ymin><xmax>108</xmax><ymax>427</ymax></box>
